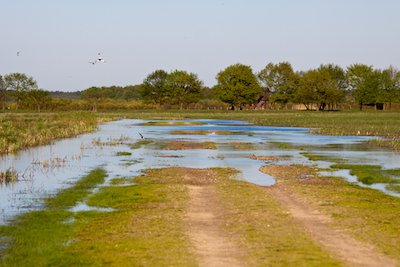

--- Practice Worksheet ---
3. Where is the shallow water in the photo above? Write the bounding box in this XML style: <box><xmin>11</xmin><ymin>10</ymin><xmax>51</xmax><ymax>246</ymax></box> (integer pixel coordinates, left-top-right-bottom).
<box><xmin>1</xmin><ymin>119</ymin><xmax>399</xmax><ymax>225</ymax></box>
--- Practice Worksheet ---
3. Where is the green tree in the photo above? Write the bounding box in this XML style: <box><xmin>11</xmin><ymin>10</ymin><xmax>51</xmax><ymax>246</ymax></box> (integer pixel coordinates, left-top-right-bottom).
<box><xmin>141</xmin><ymin>70</ymin><xmax>169</xmax><ymax>105</ymax></box>
<box><xmin>165</xmin><ymin>70</ymin><xmax>203</xmax><ymax>109</ymax></box>
<box><xmin>315</xmin><ymin>64</ymin><xmax>347</xmax><ymax>110</ymax></box>
<box><xmin>378</xmin><ymin>66</ymin><xmax>400</xmax><ymax>109</ymax></box>
<box><xmin>296</xmin><ymin>69</ymin><xmax>338</xmax><ymax>110</ymax></box>
<box><xmin>0</xmin><ymin>75</ymin><xmax>6</xmax><ymax>110</ymax></box>
<box><xmin>23</xmin><ymin>89</ymin><xmax>50</xmax><ymax>112</ymax></box>
<box><xmin>347</xmin><ymin>64</ymin><xmax>376</xmax><ymax>110</ymax></box>
<box><xmin>258</xmin><ymin>62</ymin><xmax>298</xmax><ymax>108</ymax></box>
<box><xmin>214</xmin><ymin>63</ymin><xmax>261</xmax><ymax>110</ymax></box>
<box><xmin>4</xmin><ymin>73</ymin><xmax>38</xmax><ymax>109</ymax></box>
<box><xmin>81</xmin><ymin>87</ymin><xmax>105</xmax><ymax>111</ymax></box>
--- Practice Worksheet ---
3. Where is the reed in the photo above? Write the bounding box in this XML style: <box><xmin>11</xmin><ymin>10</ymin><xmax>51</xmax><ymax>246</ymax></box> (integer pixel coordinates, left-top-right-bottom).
<box><xmin>0</xmin><ymin>112</ymin><xmax>109</xmax><ymax>155</ymax></box>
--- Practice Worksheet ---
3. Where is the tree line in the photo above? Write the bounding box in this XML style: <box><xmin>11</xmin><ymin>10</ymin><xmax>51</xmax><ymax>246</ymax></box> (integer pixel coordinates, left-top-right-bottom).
<box><xmin>1</xmin><ymin>62</ymin><xmax>400</xmax><ymax>112</ymax></box>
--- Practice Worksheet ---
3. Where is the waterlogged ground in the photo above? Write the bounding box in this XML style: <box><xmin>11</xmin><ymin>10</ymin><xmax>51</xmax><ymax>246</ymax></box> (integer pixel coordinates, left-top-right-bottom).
<box><xmin>1</xmin><ymin>119</ymin><xmax>400</xmax><ymax>224</ymax></box>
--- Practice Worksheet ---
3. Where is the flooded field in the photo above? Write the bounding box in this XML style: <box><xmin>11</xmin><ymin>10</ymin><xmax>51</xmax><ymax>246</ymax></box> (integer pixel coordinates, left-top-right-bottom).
<box><xmin>1</xmin><ymin>119</ymin><xmax>400</xmax><ymax>224</ymax></box>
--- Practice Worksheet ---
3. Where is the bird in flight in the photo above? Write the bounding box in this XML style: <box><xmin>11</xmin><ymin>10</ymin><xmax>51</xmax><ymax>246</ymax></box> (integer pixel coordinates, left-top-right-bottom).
<box><xmin>17</xmin><ymin>51</ymin><xmax>20</xmax><ymax>56</ymax></box>
<box><xmin>89</xmin><ymin>53</ymin><xmax>106</xmax><ymax>65</ymax></box>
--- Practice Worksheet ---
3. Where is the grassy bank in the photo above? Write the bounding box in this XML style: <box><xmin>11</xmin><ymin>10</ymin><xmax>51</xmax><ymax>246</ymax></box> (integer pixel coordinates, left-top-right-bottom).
<box><xmin>0</xmin><ymin>112</ymin><xmax>110</xmax><ymax>155</ymax></box>
<box><xmin>262</xmin><ymin>165</ymin><xmax>400</xmax><ymax>262</ymax></box>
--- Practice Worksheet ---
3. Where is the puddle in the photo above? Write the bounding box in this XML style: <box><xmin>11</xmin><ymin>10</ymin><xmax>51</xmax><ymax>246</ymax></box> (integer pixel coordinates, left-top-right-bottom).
<box><xmin>1</xmin><ymin>119</ymin><xmax>400</xmax><ymax>224</ymax></box>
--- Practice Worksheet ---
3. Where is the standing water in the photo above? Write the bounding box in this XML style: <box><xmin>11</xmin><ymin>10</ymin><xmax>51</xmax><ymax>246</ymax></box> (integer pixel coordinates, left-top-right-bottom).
<box><xmin>1</xmin><ymin>119</ymin><xmax>399</xmax><ymax>225</ymax></box>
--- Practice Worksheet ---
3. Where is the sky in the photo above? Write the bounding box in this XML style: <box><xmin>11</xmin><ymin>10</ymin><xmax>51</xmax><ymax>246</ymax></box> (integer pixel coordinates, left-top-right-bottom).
<box><xmin>1</xmin><ymin>0</ymin><xmax>399</xmax><ymax>92</ymax></box>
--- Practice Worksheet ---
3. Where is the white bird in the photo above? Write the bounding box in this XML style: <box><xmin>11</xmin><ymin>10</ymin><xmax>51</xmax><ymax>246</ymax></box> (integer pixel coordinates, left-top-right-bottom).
<box><xmin>89</xmin><ymin>53</ymin><xmax>106</xmax><ymax>65</ymax></box>
<box><xmin>96</xmin><ymin>53</ymin><xmax>106</xmax><ymax>63</ymax></box>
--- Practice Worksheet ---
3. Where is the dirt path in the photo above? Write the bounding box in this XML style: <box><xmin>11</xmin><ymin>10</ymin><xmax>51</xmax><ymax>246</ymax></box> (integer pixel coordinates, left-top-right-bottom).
<box><xmin>264</xmin><ymin>167</ymin><xmax>397</xmax><ymax>267</ymax></box>
<box><xmin>184</xmin><ymin>170</ymin><xmax>244</xmax><ymax>267</ymax></box>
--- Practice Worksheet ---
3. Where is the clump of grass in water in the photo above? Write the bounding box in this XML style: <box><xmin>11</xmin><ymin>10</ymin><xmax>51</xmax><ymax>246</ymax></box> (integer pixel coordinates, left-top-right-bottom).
<box><xmin>301</xmin><ymin>152</ymin><xmax>344</xmax><ymax>163</ymax></box>
<box><xmin>331</xmin><ymin>164</ymin><xmax>400</xmax><ymax>185</ymax></box>
<box><xmin>0</xmin><ymin>168</ymin><xmax>19</xmax><ymax>186</ymax></box>
<box><xmin>116</xmin><ymin>151</ymin><xmax>132</xmax><ymax>156</ymax></box>
<box><xmin>130</xmin><ymin>140</ymin><xmax>154</xmax><ymax>149</ymax></box>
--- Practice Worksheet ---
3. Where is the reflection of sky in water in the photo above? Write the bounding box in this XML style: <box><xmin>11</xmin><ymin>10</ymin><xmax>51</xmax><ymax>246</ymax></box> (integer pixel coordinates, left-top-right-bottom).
<box><xmin>0</xmin><ymin>119</ymin><xmax>399</xmax><ymax>225</ymax></box>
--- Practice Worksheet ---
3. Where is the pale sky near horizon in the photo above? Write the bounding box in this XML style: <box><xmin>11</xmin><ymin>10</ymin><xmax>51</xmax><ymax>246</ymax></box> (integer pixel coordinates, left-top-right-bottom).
<box><xmin>1</xmin><ymin>0</ymin><xmax>399</xmax><ymax>92</ymax></box>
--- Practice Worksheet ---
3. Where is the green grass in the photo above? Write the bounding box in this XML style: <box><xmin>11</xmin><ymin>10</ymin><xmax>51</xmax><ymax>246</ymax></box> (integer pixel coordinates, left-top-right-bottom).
<box><xmin>46</xmin><ymin>169</ymin><xmax>107</xmax><ymax>209</ymax></box>
<box><xmin>0</xmin><ymin>112</ymin><xmax>110</xmax><ymax>155</ymax></box>
<box><xmin>214</xmin><ymin>168</ymin><xmax>341</xmax><ymax>266</ymax></box>
<box><xmin>115</xmin><ymin>151</ymin><xmax>132</xmax><ymax>156</ymax></box>
<box><xmin>130</xmin><ymin>140</ymin><xmax>155</xmax><ymax>149</ymax></box>
<box><xmin>301</xmin><ymin>152</ymin><xmax>345</xmax><ymax>163</ymax></box>
<box><xmin>68</xmin><ymin>168</ymin><xmax>196</xmax><ymax>266</ymax></box>
<box><xmin>331</xmin><ymin>164</ymin><xmax>400</xmax><ymax>185</ymax></box>
<box><xmin>0</xmin><ymin>168</ymin><xmax>107</xmax><ymax>267</ymax></box>
<box><xmin>0</xmin><ymin>168</ymin><xmax>196</xmax><ymax>267</ymax></box>
<box><xmin>263</xmin><ymin>165</ymin><xmax>400</xmax><ymax>262</ymax></box>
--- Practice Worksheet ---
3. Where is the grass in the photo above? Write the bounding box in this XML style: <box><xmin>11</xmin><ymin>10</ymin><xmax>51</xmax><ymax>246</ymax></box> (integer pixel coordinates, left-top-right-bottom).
<box><xmin>164</xmin><ymin>141</ymin><xmax>217</xmax><ymax>150</ymax></box>
<box><xmin>69</xmin><ymin>168</ymin><xmax>196</xmax><ymax>266</ymax></box>
<box><xmin>0</xmin><ymin>168</ymin><xmax>196</xmax><ymax>267</ymax></box>
<box><xmin>228</xmin><ymin>142</ymin><xmax>257</xmax><ymax>150</ymax></box>
<box><xmin>331</xmin><ymin>164</ymin><xmax>400</xmax><ymax>186</ymax></box>
<box><xmin>130</xmin><ymin>139</ymin><xmax>154</xmax><ymax>149</ymax></box>
<box><xmin>0</xmin><ymin>168</ymin><xmax>107</xmax><ymax>267</ymax></box>
<box><xmin>301</xmin><ymin>152</ymin><xmax>345</xmax><ymax>163</ymax></box>
<box><xmin>262</xmin><ymin>165</ymin><xmax>400</xmax><ymax>262</ymax></box>
<box><xmin>0</xmin><ymin>112</ymin><xmax>110</xmax><ymax>155</ymax></box>
<box><xmin>213</xmin><ymin>168</ymin><xmax>341</xmax><ymax>266</ymax></box>
<box><xmin>115</xmin><ymin>151</ymin><xmax>132</xmax><ymax>156</ymax></box>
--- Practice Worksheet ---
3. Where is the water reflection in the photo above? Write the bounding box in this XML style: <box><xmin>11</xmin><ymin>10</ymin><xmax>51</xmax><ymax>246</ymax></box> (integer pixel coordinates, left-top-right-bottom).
<box><xmin>0</xmin><ymin>119</ymin><xmax>399</xmax><ymax>225</ymax></box>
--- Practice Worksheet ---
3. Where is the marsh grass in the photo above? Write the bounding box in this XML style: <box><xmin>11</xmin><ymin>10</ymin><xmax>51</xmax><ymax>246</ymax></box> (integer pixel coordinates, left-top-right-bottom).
<box><xmin>0</xmin><ymin>169</ymin><xmax>19</xmax><ymax>186</ymax></box>
<box><xmin>69</xmin><ymin>168</ymin><xmax>196</xmax><ymax>266</ymax></box>
<box><xmin>0</xmin><ymin>112</ymin><xmax>108</xmax><ymax>155</ymax></box>
<box><xmin>0</xmin><ymin>168</ymin><xmax>107</xmax><ymax>267</ymax></box>
<box><xmin>130</xmin><ymin>139</ymin><xmax>155</xmax><ymax>149</ymax></box>
<box><xmin>165</xmin><ymin>141</ymin><xmax>217</xmax><ymax>150</ymax></box>
<box><xmin>115</xmin><ymin>151</ymin><xmax>132</xmax><ymax>156</ymax></box>
<box><xmin>0</xmin><ymin>168</ymin><xmax>197</xmax><ymax>266</ymax></box>
<box><xmin>331</xmin><ymin>164</ymin><xmax>400</xmax><ymax>186</ymax></box>
<box><xmin>301</xmin><ymin>152</ymin><xmax>345</xmax><ymax>163</ymax></box>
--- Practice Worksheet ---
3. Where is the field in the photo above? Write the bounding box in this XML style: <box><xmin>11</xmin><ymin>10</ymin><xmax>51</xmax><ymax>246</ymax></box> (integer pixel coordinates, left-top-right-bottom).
<box><xmin>1</xmin><ymin>110</ymin><xmax>400</xmax><ymax>266</ymax></box>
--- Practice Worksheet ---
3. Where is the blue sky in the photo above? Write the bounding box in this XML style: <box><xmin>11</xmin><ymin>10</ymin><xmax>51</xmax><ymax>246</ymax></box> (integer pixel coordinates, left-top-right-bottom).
<box><xmin>1</xmin><ymin>0</ymin><xmax>399</xmax><ymax>91</ymax></box>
